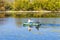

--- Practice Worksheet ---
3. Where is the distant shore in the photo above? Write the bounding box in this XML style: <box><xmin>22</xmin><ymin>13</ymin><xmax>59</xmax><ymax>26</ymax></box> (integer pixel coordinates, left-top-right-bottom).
<box><xmin>0</xmin><ymin>11</ymin><xmax>60</xmax><ymax>18</ymax></box>
<box><xmin>0</xmin><ymin>11</ymin><xmax>60</xmax><ymax>13</ymax></box>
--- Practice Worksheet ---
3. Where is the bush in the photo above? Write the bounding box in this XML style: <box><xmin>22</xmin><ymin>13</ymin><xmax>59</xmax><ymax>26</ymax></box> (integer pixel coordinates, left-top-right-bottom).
<box><xmin>5</xmin><ymin>0</ymin><xmax>60</xmax><ymax>11</ymax></box>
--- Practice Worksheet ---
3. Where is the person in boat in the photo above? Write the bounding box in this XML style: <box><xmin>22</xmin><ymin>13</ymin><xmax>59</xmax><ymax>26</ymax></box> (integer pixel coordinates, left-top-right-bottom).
<box><xmin>35</xmin><ymin>20</ymin><xmax>41</xmax><ymax>30</ymax></box>
<box><xmin>23</xmin><ymin>19</ymin><xmax>41</xmax><ymax>31</ymax></box>
<box><xmin>28</xmin><ymin>19</ymin><xmax>33</xmax><ymax>31</ymax></box>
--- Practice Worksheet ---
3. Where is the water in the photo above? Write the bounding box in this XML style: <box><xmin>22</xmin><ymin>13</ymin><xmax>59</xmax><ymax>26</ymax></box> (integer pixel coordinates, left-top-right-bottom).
<box><xmin>0</xmin><ymin>13</ymin><xmax>60</xmax><ymax>40</ymax></box>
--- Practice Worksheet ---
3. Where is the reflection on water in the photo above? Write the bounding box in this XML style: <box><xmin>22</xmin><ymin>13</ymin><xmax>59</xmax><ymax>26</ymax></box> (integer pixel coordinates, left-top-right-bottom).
<box><xmin>0</xmin><ymin>12</ymin><xmax>60</xmax><ymax>40</ymax></box>
<box><xmin>0</xmin><ymin>18</ymin><xmax>7</xmax><ymax>26</ymax></box>
<box><xmin>0</xmin><ymin>12</ymin><xmax>60</xmax><ymax>18</ymax></box>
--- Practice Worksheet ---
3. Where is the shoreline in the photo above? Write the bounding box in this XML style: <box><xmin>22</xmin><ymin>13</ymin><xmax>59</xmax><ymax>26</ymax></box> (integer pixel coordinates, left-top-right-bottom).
<box><xmin>0</xmin><ymin>11</ymin><xmax>60</xmax><ymax>13</ymax></box>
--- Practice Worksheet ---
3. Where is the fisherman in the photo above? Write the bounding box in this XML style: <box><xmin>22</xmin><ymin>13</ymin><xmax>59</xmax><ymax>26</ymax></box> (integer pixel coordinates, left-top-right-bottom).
<box><xmin>28</xmin><ymin>19</ymin><xmax>33</xmax><ymax>31</ymax></box>
<box><xmin>35</xmin><ymin>20</ymin><xmax>41</xmax><ymax>30</ymax></box>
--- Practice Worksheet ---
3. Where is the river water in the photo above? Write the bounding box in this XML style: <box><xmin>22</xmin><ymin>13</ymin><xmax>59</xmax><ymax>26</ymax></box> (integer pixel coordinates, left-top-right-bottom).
<box><xmin>0</xmin><ymin>13</ymin><xmax>60</xmax><ymax>40</ymax></box>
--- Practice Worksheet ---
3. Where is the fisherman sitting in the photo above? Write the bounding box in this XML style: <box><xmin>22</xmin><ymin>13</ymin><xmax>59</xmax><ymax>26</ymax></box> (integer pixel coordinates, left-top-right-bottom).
<box><xmin>28</xmin><ymin>19</ymin><xmax>33</xmax><ymax>31</ymax></box>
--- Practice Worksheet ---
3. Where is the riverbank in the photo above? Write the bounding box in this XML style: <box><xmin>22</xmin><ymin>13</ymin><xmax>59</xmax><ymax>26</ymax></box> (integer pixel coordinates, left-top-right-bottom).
<box><xmin>0</xmin><ymin>11</ymin><xmax>60</xmax><ymax>18</ymax></box>
<box><xmin>0</xmin><ymin>11</ymin><xmax>60</xmax><ymax>13</ymax></box>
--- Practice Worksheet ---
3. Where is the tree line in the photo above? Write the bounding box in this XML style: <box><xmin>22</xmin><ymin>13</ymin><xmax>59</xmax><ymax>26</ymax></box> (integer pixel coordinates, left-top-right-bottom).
<box><xmin>14</xmin><ymin>0</ymin><xmax>60</xmax><ymax>11</ymax></box>
<box><xmin>0</xmin><ymin>0</ymin><xmax>60</xmax><ymax>11</ymax></box>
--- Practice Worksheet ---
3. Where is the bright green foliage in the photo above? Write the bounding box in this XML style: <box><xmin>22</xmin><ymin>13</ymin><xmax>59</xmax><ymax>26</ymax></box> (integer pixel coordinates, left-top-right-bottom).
<box><xmin>5</xmin><ymin>0</ymin><xmax>60</xmax><ymax>11</ymax></box>
<box><xmin>43</xmin><ymin>0</ymin><xmax>60</xmax><ymax>11</ymax></box>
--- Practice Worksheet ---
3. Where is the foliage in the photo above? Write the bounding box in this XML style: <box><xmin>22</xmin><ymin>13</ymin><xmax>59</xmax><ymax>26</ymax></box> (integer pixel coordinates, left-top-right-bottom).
<box><xmin>0</xmin><ymin>0</ymin><xmax>5</xmax><ymax>11</ymax></box>
<box><xmin>14</xmin><ymin>0</ymin><xmax>60</xmax><ymax>11</ymax></box>
<box><xmin>0</xmin><ymin>0</ymin><xmax>60</xmax><ymax>11</ymax></box>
